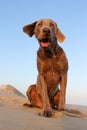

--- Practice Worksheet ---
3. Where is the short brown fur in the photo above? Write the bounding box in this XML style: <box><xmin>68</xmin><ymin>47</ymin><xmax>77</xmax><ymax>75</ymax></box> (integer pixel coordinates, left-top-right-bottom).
<box><xmin>23</xmin><ymin>19</ymin><xmax>68</xmax><ymax>117</ymax></box>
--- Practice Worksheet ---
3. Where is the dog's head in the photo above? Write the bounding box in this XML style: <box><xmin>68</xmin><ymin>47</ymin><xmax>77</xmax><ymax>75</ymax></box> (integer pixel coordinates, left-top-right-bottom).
<box><xmin>23</xmin><ymin>19</ymin><xmax>65</xmax><ymax>50</ymax></box>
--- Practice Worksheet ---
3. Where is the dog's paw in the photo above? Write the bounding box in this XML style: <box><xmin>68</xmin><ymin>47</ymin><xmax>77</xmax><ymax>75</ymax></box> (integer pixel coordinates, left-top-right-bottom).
<box><xmin>39</xmin><ymin>109</ymin><xmax>53</xmax><ymax>117</ymax></box>
<box><xmin>58</xmin><ymin>104</ymin><xmax>65</xmax><ymax>111</ymax></box>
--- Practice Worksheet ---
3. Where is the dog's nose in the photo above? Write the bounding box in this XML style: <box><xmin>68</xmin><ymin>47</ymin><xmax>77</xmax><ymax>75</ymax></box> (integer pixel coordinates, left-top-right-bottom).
<box><xmin>43</xmin><ymin>28</ymin><xmax>50</xmax><ymax>34</ymax></box>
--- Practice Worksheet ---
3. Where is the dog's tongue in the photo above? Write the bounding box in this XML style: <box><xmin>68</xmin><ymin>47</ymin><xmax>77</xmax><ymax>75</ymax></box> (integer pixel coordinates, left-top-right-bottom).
<box><xmin>41</xmin><ymin>42</ymin><xmax>49</xmax><ymax>47</ymax></box>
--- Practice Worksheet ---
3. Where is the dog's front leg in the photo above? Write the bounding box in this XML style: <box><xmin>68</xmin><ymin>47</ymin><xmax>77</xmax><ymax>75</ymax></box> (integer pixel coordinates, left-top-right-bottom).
<box><xmin>58</xmin><ymin>73</ymin><xmax>67</xmax><ymax>111</ymax></box>
<box><xmin>37</xmin><ymin>74</ymin><xmax>52</xmax><ymax>117</ymax></box>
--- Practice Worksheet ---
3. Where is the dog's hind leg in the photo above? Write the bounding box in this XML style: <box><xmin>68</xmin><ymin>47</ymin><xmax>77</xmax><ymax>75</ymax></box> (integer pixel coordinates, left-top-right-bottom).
<box><xmin>25</xmin><ymin>84</ymin><xmax>43</xmax><ymax>108</ymax></box>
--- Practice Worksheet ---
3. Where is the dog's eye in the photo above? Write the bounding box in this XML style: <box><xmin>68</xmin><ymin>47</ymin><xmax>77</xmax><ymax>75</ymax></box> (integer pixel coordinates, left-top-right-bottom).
<box><xmin>50</xmin><ymin>23</ymin><xmax>54</xmax><ymax>27</ymax></box>
<box><xmin>38</xmin><ymin>23</ymin><xmax>42</xmax><ymax>27</ymax></box>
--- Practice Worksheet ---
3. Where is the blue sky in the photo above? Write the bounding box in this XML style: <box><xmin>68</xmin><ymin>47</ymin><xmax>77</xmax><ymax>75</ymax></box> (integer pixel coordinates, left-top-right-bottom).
<box><xmin>0</xmin><ymin>0</ymin><xmax>87</xmax><ymax>106</ymax></box>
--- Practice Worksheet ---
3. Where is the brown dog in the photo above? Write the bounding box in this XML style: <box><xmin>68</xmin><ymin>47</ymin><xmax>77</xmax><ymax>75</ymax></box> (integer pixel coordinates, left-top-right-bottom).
<box><xmin>23</xmin><ymin>19</ymin><xmax>68</xmax><ymax>117</ymax></box>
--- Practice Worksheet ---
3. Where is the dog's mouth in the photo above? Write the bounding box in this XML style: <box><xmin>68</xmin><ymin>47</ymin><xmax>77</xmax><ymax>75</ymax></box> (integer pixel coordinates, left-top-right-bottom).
<box><xmin>39</xmin><ymin>38</ymin><xmax>50</xmax><ymax>48</ymax></box>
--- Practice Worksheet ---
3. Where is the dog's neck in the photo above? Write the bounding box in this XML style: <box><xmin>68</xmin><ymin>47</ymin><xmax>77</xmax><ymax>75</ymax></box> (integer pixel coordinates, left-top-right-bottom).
<box><xmin>43</xmin><ymin>49</ymin><xmax>54</xmax><ymax>58</ymax></box>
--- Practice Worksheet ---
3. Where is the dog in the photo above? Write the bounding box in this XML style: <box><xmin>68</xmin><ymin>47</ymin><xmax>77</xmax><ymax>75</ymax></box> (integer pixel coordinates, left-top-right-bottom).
<box><xmin>23</xmin><ymin>18</ymin><xmax>68</xmax><ymax>117</ymax></box>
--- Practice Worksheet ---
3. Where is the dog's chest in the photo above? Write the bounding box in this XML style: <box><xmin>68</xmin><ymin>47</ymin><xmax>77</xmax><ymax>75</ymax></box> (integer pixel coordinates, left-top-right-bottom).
<box><xmin>37</xmin><ymin>54</ymin><xmax>63</xmax><ymax>76</ymax></box>
<box><xmin>37</xmin><ymin>48</ymin><xmax>68</xmax><ymax>76</ymax></box>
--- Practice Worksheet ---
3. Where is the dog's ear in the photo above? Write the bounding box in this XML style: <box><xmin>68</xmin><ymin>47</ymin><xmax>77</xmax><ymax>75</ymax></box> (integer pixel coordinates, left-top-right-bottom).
<box><xmin>56</xmin><ymin>28</ymin><xmax>66</xmax><ymax>43</ymax></box>
<box><xmin>23</xmin><ymin>21</ymin><xmax>37</xmax><ymax>37</ymax></box>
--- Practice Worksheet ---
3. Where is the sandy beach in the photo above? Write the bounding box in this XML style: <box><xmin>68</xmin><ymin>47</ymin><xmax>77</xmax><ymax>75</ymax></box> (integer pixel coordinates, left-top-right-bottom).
<box><xmin>0</xmin><ymin>85</ymin><xmax>87</xmax><ymax>130</ymax></box>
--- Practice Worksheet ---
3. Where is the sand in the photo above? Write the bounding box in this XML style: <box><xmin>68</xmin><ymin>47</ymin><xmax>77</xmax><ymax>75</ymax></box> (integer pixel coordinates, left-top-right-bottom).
<box><xmin>0</xmin><ymin>85</ymin><xmax>87</xmax><ymax>130</ymax></box>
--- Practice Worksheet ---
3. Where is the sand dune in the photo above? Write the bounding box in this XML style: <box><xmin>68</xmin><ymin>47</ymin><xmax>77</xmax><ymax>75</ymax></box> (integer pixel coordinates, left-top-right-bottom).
<box><xmin>0</xmin><ymin>84</ymin><xmax>87</xmax><ymax>130</ymax></box>
<box><xmin>0</xmin><ymin>84</ymin><xmax>25</xmax><ymax>97</ymax></box>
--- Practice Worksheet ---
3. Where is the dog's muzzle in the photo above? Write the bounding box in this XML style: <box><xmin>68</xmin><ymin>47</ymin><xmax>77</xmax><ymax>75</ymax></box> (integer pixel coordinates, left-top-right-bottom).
<box><xmin>39</xmin><ymin>27</ymin><xmax>51</xmax><ymax>48</ymax></box>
